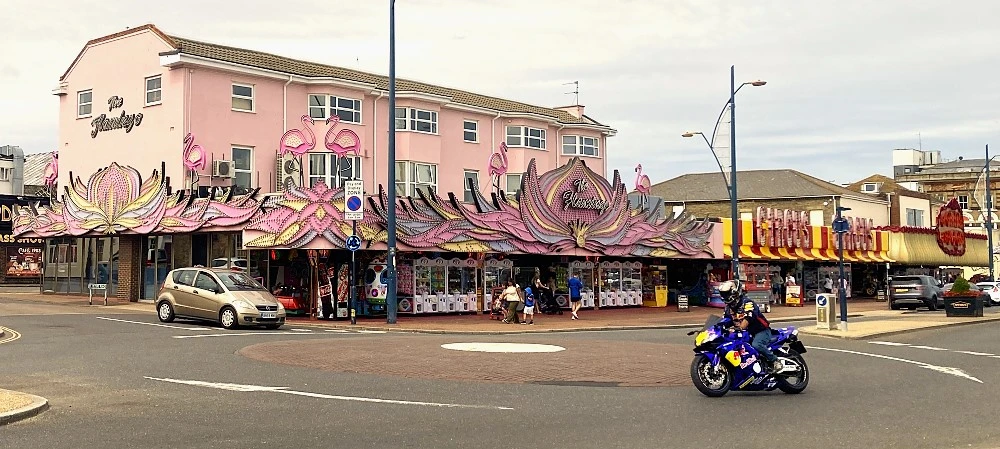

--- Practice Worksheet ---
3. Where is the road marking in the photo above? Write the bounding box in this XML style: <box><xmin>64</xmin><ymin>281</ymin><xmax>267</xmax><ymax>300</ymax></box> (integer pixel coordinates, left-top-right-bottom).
<box><xmin>441</xmin><ymin>343</ymin><xmax>566</xmax><ymax>353</ymax></box>
<box><xmin>869</xmin><ymin>341</ymin><xmax>997</xmax><ymax>359</ymax></box>
<box><xmin>290</xmin><ymin>329</ymin><xmax>312</xmax><ymax>332</ymax></box>
<box><xmin>325</xmin><ymin>329</ymin><xmax>349</xmax><ymax>333</ymax></box>
<box><xmin>356</xmin><ymin>330</ymin><xmax>387</xmax><ymax>334</ymax></box>
<box><xmin>97</xmin><ymin>316</ymin><xmax>216</xmax><ymax>331</ymax></box>
<box><xmin>0</xmin><ymin>326</ymin><xmax>21</xmax><ymax>345</ymax></box>
<box><xmin>144</xmin><ymin>377</ymin><xmax>513</xmax><ymax>410</ymax></box>
<box><xmin>808</xmin><ymin>346</ymin><xmax>983</xmax><ymax>383</ymax></box>
<box><xmin>172</xmin><ymin>332</ymin><xmax>310</xmax><ymax>339</ymax></box>
<box><xmin>955</xmin><ymin>351</ymin><xmax>995</xmax><ymax>356</ymax></box>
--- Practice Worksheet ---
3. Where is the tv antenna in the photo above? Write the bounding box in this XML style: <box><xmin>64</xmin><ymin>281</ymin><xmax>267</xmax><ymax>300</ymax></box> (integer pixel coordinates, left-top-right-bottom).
<box><xmin>564</xmin><ymin>81</ymin><xmax>579</xmax><ymax>104</ymax></box>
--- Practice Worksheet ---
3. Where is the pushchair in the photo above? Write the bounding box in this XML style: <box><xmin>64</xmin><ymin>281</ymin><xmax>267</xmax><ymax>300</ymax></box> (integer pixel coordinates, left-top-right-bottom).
<box><xmin>489</xmin><ymin>294</ymin><xmax>507</xmax><ymax>320</ymax></box>
<box><xmin>536</xmin><ymin>289</ymin><xmax>563</xmax><ymax>315</ymax></box>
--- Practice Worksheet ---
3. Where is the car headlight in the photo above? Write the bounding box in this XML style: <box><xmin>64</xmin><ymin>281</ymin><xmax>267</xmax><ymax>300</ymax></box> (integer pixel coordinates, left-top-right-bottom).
<box><xmin>233</xmin><ymin>300</ymin><xmax>255</xmax><ymax>310</ymax></box>
<box><xmin>275</xmin><ymin>302</ymin><xmax>285</xmax><ymax>311</ymax></box>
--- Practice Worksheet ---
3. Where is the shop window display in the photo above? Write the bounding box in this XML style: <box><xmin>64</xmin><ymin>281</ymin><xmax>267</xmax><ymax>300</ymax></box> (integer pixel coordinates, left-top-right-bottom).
<box><xmin>42</xmin><ymin>237</ymin><xmax>119</xmax><ymax>295</ymax></box>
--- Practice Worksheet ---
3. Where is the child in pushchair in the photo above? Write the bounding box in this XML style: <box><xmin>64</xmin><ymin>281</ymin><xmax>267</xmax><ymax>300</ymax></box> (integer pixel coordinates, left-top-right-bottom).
<box><xmin>489</xmin><ymin>291</ymin><xmax>507</xmax><ymax>320</ymax></box>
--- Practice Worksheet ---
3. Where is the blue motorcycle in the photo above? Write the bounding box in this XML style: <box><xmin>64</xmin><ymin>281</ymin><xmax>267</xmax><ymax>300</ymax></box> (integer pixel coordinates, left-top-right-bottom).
<box><xmin>688</xmin><ymin>315</ymin><xmax>810</xmax><ymax>397</ymax></box>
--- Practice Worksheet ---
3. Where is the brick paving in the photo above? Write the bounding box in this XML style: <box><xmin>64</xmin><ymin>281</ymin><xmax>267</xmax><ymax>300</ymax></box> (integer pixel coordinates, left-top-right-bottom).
<box><xmin>240</xmin><ymin>336</ymin><xmax>695</xmax><ymax>387</ymax></box>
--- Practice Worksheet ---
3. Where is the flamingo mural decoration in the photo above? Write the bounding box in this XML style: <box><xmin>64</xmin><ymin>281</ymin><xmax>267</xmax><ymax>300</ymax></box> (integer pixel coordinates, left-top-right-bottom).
<box><xmin>488</xmin><ymin>142</ymin><xmax>509</xmax><ymax>197</ymax></box>
<box><xmin>278</xmin><ymin>115</ymin><xmax>318</xmax><ymax>157</ymax></box>
<box><xmin>182</xmin><ymin>133</ymin><xmax>207</xmax><ymax>189</ymax></box>
<box><xmin>634</xmin><ymin>163</ymin><xmax>651</xmax><ymax>209</ymax></box>
<box><xmin>43</xmin><ymin>152</ymin><xmax>58</xmax><ymax>187</ymax></box>
<box><xmin>324</xmin><ymin>116</ymin><xmax>362</xmax><ymax>157</ymax></box>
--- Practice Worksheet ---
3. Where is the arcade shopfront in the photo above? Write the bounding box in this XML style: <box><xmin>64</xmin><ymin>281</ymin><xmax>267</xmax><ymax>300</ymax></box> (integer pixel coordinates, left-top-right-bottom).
<box><xmin>880</xmin><ymin>199</ymin><xmax>989</xmax><ymax>279</ymax></box>
<box><xmin>720</xmin><ymin>207</ymin><xmax>893</xmax><ymax>303</ymax></box>
<box><xmin>15</xmin><ymin>156</ymin><xmax>723</xmax><ymax>315</ymax></box>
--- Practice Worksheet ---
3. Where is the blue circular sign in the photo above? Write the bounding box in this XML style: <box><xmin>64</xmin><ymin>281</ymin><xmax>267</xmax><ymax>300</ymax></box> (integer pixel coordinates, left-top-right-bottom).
<box><xmin>817</xmin><ymin>295</ymin><xmax>828</xmax><ymax>307</ymax></box>
<box><xmin>347</xmin><ymin>196</ymin><xmax>363</xmax><ymax>212</ymax></box>
<box><xmin>346</xmin><ymin>235</ymin><xmax>362</xmax><ymax>252</ymax></box>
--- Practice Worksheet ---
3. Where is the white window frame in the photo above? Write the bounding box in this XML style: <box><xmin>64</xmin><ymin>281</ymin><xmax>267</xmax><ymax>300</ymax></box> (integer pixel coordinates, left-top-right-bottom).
<box><xmin>231</xmin><ymin>83</ymin><xmax>255</xmax><ymax>113</ymax></box>
<box><xmin>463</xmin><ymin>170</ymin><xmax>479</xmax><ymax>202</ymax></box>
<box><xmin>394</xmin><ymin>107</ymin><xmax>438</xmax><ymax>134</ymax></box>
<box><xmin>308</xmin><ymin>94</ymin><xmax>362</xmax><ymax>123</ymax></box>
<box><xmin>144</xmin><ymin>75</ymin><xmax>162</xmax><ymax>106</ymax></box>
<box><xmin>505</xmin><ymin>173</ymin><xmax>522</xmax><ymax>198</ymax></box>
<box><xmin>463</xmin><ymin>120</ymin><xmax>478</xmax><ymax>143</ymax></box>
<box><xmin>231</xmin><ymin>146</ymin><xmax>254</xmax><ymax>190</ymax></box>
<box><xmin>958</xmin><ymin>195</ymin><xmax>969</xmax><ymax>210</ymax></box>
<box><xmin>77</xmin><ymin>89</ymin><xmax>93</xmax><ymax>118</ymax></box>
<box><xmin>562</xmin><ymin>135</ymin><xmax>599</xmax><ymax>157</ymax></box>
<box><xmin>0</xmin><ymin>168</ymin><xmax>10</xmax><ymax>182</ymax></box>
<box><xmin>307</xmin><ymin>152</ymin><xmax>363</xmax><ymax>188</ymax></box>
<box><xmin>394</xmin><ymin>161</ymin><xmax>438</xmax><ymax>197</ymax></box>
<box><xmin>505</xmin><ymin>126</ymin><xmax>546</xmax><ymax>149</ymax></box>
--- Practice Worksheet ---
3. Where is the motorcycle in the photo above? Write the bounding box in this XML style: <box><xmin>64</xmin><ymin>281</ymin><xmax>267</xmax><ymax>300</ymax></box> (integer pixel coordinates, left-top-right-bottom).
<box><xmin>688</xmin><ymin>315</ymin><xmax>810</xmax><ymax>397</ymax></box>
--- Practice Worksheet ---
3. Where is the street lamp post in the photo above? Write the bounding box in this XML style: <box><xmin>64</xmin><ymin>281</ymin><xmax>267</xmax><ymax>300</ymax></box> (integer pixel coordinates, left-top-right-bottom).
<box><xmin>681</xmin><ymin>66</ymin><xmax>765</xmax><ymax>281</ymax></box>
<box><xmin>833</xmin><ymin>205</ymin><xmax>852</xmax><ymax>331</ymax></box>
<box><xmin>986</xmin><ymin>144</ymin><xmax>994</xmax><ymax>282</ymax></box>
<box><xmin>385</xmin><ymin>0</ymin><xmax>398</xmax><ymax>324</ymax></box>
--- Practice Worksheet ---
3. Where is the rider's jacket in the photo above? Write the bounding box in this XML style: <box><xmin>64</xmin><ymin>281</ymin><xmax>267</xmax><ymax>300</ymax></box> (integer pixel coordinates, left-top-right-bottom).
<box><xmin>724</xmin><ymin>296</ymin><xmax>771</xmax><ymax>335</ymax></box>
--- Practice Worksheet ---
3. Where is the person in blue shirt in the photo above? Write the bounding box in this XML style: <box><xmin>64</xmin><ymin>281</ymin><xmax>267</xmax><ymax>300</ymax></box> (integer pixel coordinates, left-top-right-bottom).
<box><xmin>522</xmin><ymin>286</ymin><xmax>535</xmax><ymax>325</ymax></box>
<box><xmin>568</xmin><ymin>273</ymin><xmax>584</xmax><ymax>320</ymax></box>
<box><xmin>719</xmin><ymin>280</ymin><xmax>782</xmax><ymax>374</ymax></box>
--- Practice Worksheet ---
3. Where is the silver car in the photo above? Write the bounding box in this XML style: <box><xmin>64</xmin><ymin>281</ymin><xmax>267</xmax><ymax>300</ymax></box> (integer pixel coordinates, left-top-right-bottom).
<box><xmin>156</xmin><ymin>268</ymin><xmax>286</xmax><ymax>329</ymax></box>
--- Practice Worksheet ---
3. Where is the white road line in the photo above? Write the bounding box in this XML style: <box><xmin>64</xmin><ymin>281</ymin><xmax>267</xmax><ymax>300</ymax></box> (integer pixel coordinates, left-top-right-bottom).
<box><xmin>289</xmin><ymin>329</ymin><xmax>312</xmax><ymax>332</ymax></box>
<box><xmin>144</xmin><ymin>377</ymin><xmax>513</xmax><ymax>410</ymax></box>
<box><xmin>869</xmin><ymin>341</ymin><xmax>911</xmax><ymax>346</ymax></box>
<box><xmin>909</xmin><ymin>345</ymin><xmax>949</xmax><ymax>351</ymax></box>
<box><xmin>325</xmin><ymin>329</ymin><xmax>349</xmax><ymax>333</ymax></box>
<box><xmin>172</xmin><ymin>332</ymin><xmax>309</xmax><ymax>339</ymax></box>
<box><xmin>955</xmin><ymin>351</ymin><xmax>995</xmax><ymax>357</ymax></box>
<box><xmin>97</xmin><ymin>316</ymin><xmax>216</xmax><ymax>331</ymax></box>
<box><xmin>808</xmin><ymin>346</ymin><xmax>983</xmax><ymax>383</ymax></box>
<box><xmin>356</xmin><ymin>330</ymin><xmax>387</xmax><ymax>334</ymax></box>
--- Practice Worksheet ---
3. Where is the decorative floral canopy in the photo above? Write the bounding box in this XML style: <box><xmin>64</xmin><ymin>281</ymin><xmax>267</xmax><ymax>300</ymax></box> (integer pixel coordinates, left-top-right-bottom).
<box><xmin>14</xmin><ymin>163</ymin><xmax>261</xmax><ymax>237</ymax></box>
<box><xmin>244</xmin><ymin>157</ymin><xmax>717</xmax><ymax>258</ymax></box>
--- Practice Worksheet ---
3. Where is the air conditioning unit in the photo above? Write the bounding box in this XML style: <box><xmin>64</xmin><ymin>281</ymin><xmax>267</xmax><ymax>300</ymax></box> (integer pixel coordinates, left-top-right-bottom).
<box><xmin>213</xmin><ymin>160</ymin><xmax>234</xmax><ymax>178</ymax></box>
<box><xmin>276</xmin><ymin>154</ymin><xmax>301</xmax><ymax>191</ymax></box>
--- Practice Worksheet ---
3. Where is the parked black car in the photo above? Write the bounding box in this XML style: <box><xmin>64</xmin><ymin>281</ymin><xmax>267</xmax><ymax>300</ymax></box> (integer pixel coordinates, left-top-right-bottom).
<box><xmin>889</xmin><ymin>275</ymin><xmax>943</xmax><ymax>311</ymax></box>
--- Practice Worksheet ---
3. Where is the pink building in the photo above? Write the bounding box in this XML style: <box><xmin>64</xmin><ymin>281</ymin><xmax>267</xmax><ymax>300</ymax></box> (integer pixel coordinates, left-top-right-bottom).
<box><xmin>21</xmin><ymin>25</ymin><xmax>723</xmax><ymax>314</ymax></box>
<box><xmin>53</xmin><ymin>24</ymin><xmax>615</xmax><ymax>200</ymax></box>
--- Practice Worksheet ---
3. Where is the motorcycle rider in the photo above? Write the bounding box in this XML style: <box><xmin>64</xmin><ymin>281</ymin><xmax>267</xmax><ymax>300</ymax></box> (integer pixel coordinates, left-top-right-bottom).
<box><xmin>719</xmin><ymin>280</ymin><xmax>783</xmax><ymax>374</ymax></box>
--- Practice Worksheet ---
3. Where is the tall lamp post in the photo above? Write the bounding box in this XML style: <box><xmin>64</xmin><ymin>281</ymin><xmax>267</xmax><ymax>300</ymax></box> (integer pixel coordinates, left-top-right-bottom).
<box><xmin>385</xmin><ymin>0</ymin><xmax>399</xmax><ymax>324</ymax></box>
<box><xmin>984</xmin><ymin>144</ymin><xmax>995</xmax><ymax>281</ymax></box>
<box><xmin>681</xmin><ymin>66</ymin><xmax>766</xmax><ymax>281</ymax></box>
<box><xmin>833</xmin><ymin>206</ymin><xmax>852</xmax><ymax>331</ymax></box>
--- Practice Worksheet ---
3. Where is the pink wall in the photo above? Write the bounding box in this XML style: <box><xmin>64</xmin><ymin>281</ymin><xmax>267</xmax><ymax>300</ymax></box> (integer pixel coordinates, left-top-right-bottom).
<box><xmin>57</xmin><ymin>30</ymin><xmax>611</xmax><ymax>203</ymax></box>
<box><xmin>57</xmin><ymin>30</ymin><xmax>183</xmax><ymax>189</ymax></box>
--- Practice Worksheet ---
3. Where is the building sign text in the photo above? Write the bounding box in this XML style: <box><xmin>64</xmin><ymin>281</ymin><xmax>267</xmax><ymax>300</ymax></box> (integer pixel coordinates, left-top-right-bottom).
<box><xmin>562</xmin><ymin>178</ymin><xmax>610</xmax><ymax>212</ymax></box>
<box><xmin>91</xmin><ymin>95</ymin><xmax>144</xmax><ymax>138</ymax></box>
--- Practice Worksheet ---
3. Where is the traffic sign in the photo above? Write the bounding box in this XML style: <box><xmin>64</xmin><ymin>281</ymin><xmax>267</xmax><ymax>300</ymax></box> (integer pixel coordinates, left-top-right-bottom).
<box><xmin>345</xmin><ymin>235</ymin><xmax>362</xmax><ymax>252</ymax></box>
<box><xmin>344</xmin><ymin>180</ymin><xmax>364</xmax><ymax>221</ymax></box>
<box><xmin>832</xmin><ymin>217</ymin><xmax>851</xmax><ymax>234</ymax></box>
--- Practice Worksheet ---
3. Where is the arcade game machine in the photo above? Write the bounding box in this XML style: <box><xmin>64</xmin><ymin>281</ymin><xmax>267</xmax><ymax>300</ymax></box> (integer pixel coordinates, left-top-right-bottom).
<box><xmin>741</xmin><ymin>262</ymin><xmax>773</xmax><ymax>312</ymax></box>
<box><xmin>642</xmin><ymin>264</ymin><xmax>668</xmax><ymax>307</ymax></box>
<box><xmin>362</xmin><ymin>258</ymin><xmax>389</xmax><ymax>316</ymax></box>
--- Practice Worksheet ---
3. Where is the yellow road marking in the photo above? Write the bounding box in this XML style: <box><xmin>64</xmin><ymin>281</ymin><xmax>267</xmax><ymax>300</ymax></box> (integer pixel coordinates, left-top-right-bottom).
<box><xmin>0</xmin><ymin>326</ymin><xmax>22</xmax><ymax>345</ymax></box>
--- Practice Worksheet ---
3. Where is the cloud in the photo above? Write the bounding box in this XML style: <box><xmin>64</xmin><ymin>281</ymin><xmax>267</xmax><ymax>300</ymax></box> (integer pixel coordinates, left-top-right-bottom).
<box><xmin>2</xmin><ymin>0</ymin><xmax>1000</xmax><ymax>188</ymax></box>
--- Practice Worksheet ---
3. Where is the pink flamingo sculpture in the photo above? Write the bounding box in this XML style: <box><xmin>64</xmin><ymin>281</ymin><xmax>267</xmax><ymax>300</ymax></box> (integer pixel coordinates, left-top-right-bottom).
<box><xmin>278</xmin><ymin>115</ymin><xmax>317</xmax><ymax>157</ymax></box>
<box><xmin>634</xmin><ymin>163</ymin><xmax>651</xmax><ymax>208</ymax></box>
<box><xmin>183</xmin><ymin>133</ymin><xmax>207</xmax><ymax>189</ymax></box>
<box><xmin>487</xmin><ymin>142</ymin><xmax>509</xmax><ymax>197</ymax></box>
<box><xmin>324</xmin><ymin>116</ymin><xmax>361</xmax><ymax>157</ymax></box>
<box><xmin>43</xmin><ymin>152</ymin><xmax>58</xmax><ymax>187</ymax></box>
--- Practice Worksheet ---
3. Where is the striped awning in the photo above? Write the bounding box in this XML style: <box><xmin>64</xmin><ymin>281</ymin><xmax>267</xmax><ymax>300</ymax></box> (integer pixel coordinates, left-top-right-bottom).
<box><xmin>721</xmin><ymin>217</ymin><xmax>894</xmax><ymax>263</ymax></box>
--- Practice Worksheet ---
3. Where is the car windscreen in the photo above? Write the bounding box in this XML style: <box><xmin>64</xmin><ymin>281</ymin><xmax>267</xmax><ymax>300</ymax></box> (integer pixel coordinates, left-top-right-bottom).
<box><xmin>890</xmin><ymin>277</ymin><xmax>922</xmax><ymax>286</ymax></box>
<box><xmin>217</xmin><ymin>272</ymin><xmax>267</xmax><ymax>291</ymax></box>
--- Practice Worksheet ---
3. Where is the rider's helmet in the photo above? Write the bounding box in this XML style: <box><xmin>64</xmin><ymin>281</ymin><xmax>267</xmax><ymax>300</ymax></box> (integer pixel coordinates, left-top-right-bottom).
<box><xmin>717</xmin><ymin>280</ymin><xmax>743</xmax><ymax>307</ymax></box>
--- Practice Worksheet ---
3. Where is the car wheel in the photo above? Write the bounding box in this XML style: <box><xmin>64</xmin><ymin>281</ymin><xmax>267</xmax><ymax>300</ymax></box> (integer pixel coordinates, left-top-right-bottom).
<box><xmin>157</xmin><ymin>301</ymin><xmax>175</xmax><ymax>323</ymax></box>
<box><xmin>927</xmin><ymin>296</ymin><xmax>937</xmax><ymax>312</ymax></box>
<box><xmin>220</xmin><ymin>306</ymin><xmax>239</xmax><ymax>330</ymax></box>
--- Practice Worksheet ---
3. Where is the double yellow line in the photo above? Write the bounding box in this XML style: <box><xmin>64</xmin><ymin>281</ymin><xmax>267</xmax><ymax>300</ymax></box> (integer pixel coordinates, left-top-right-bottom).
<box><xmin>0</xmin><ymin>326</ymin><xmax>21</xmax><ymax>345</ymax></box>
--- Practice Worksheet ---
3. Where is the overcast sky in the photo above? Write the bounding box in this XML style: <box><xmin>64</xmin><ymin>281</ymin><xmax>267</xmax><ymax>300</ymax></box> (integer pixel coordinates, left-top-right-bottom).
<box><xmin>3</xmin><ymin>0</ymin><xmax>1000</xmax><ymax>186</ymax></box>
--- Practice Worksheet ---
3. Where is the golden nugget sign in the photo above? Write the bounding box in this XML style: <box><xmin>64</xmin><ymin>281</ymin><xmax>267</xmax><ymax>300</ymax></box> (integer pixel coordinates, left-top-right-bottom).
<box><xmin>755</xmin><ymin>207</ymin><xmax>812</xmax><ymax>248</ymax></box>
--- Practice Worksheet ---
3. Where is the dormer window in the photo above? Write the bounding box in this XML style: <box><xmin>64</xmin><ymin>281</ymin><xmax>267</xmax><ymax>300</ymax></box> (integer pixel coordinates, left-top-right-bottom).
<box><xmin>862</xmin><ymin>182</ymin><xmax>879</xmax><ymax>193</ymax></box>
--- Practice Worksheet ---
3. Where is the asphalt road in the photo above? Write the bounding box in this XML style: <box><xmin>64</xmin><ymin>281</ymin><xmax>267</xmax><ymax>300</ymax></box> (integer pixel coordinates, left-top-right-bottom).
<box><xmin>1</xmin><ymin>299</ymin><xmax>998</xmax><ymax>449</ymax></box>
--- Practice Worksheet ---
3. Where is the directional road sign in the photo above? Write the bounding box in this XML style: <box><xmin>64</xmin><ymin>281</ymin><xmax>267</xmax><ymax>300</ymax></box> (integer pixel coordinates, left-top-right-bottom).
<box><xmin>346</xmin><ymin>235</ymin><xmax>362</xmax><ymax>252</ymax></box>
<box><xmin>344</xmin><ymin>180</ymin><xmax>364</xmax><ymax>221</ymax></box>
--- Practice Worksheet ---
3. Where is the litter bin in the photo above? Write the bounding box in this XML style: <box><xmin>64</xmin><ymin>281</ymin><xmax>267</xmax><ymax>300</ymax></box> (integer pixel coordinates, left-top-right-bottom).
<box><xmin>944</xmin><ymin>296</ymin><xmax>984</xmax><ymax>317</ymax></box>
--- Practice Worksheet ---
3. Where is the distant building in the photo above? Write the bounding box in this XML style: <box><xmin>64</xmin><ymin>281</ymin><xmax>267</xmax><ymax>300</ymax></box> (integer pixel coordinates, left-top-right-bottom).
<box><xmin>0</xmin><ymin>145</ymin><xmax>25</xmax><ymax>195</ymax></box>
<box><xmin>22</xmin><ymin>152</ymin><xmax>54</xmax><ymax>196</ymax></box>
<box><xmin>893</xmin><ymin>148</ymin><xmax>997</xmax><ymax>233</ymax></box>
<box><xmin>844</xmin><ymin>174</ymin><xmax>941</xmax><ymax>227</ymax></box>
<box><xmin>648</xmin><ymin>169</ymin><xmax>890</xmax><ymax>226</ymax></box>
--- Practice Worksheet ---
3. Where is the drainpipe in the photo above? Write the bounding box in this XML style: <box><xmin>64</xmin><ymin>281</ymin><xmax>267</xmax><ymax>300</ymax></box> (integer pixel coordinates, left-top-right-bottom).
<box><xmin>372</xmin><ymin>91</ymin><xmax>385</xmax><ymax>189</ymax></box>
<box><xmin>555</xmin><ymin>123</ymin><xmax>566</xmax><ymax>167</ymax></box>
<box><xmin>282</xmin><ymin>76</ymin><xmax>292</xmax><ymax>132</ymax></box>
<box><xmin>491</xmin><ymin>112</ymin><xmax>502</xmax><ymax>191</ymax></box>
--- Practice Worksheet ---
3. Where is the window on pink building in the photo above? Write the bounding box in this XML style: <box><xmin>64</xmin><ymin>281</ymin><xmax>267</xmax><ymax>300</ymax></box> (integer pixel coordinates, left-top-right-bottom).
<box><xmin>395</xmin><ymin>161</ymin><xmax>437</xmax><ymax>197</ymax></box>
<box><xmin>506</xmin><ymin>126</ymin><xmax>546</xmax><ymax>149</ymax></box>
<box><xmin>145</xmin><ymin>76</ymin><xmax>162</xmax><ymax>106</ymax></box>
<box><xmin>308</xmin><ymin>94</ymin><xmax>361</xmax><ymax>123</ymax></box>
<box><xmin>505</xmin><ymin>174</ymin><xmax>522</xmax><ymax>198</ymax></box>
<box><xmin>463</xmin><ymin>170</ymin><xmax>479</xmax><ymax>202</ymax></box>
<box><xmin>308</xmin><ymin>153</ymin><xmax>362</xmax><ymax>188</ymax></box>
<box><xmin>232</xmin><ymin>84</ymin><xmax>254</xmax><ymax>112</ymax></box>
<box><xmin>562</xmin><ymin>135</ymin><xmax>599</xmax><ymax>157</ymax></box>
<box><xmin>394</xmin><ymin>108</ymin><xmax>438</xmax><ymax>134</ymax></box>
<box><xmin>463</xmin><ymin>121</ymin><xmax>478</xmax><ymax>143</ymax></box>
<box><xmin>77</xmin><ymin>90</ymin><xmax>93</xmax><ymax>118</ymax></box>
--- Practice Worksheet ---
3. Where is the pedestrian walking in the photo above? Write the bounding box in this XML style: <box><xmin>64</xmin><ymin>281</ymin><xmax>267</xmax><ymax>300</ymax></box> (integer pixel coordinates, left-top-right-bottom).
<box><xmin>771</xmin><ymin>272</ymin><xmax>784</xmax><ymax>304</ymax></box>
<box><xmin>522</xmin><ymin>286</ymin><xmax>535</xmax><ymax>325</ymax></box>
<box><xmin>568</xmin><ymin>273</ymin><xmax>583</xmax><ymax>320</ymax></box>
<box><xmin>823</xmin><ymin>275</ymin><xmax>834</xmax><ymax>294</ymax></box>
<box><xmin>501</xmin><ymin>280</ymin><xmax>520</xmax><ymax>324</ymax></box>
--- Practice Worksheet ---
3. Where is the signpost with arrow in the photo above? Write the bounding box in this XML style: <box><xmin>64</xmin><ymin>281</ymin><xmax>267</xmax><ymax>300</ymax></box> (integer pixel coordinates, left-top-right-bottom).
<box><xmin>344</xmin><ymin>178</ymin><xmax>364</xmax><ymax>325</ymax></box>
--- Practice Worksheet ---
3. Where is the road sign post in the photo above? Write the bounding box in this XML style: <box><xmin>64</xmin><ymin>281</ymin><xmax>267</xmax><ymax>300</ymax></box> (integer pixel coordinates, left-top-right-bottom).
<box><xmin>344</xmin><ymin>180</ymin><xmax>364</xmax><ymax>325</ymax></box>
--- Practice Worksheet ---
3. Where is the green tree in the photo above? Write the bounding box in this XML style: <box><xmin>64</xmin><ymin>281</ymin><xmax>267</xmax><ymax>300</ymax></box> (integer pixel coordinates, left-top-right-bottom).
<box><xmin>951</xmin><ymin>276</ymin><xmax>971</xmax><ymax>294</ymax></box>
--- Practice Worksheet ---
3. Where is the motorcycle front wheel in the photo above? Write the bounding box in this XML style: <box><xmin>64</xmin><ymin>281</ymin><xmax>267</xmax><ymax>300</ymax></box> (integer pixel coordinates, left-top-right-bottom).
<box><xmin>690</xmin><ymin>354</ymin><xmax>732</xmax><ymax>397</ymax></box>
<box><xmin>777</xmin><ymin>349</ymin><xmax>809</xmax><ymax>394</ymax></box>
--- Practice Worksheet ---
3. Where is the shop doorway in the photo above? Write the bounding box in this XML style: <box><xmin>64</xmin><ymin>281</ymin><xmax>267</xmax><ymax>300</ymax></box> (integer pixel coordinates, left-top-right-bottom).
<box><xmin>192</xmin><ymin>234</ymin><xmax>208</xmax><ymax>267</ymax></box>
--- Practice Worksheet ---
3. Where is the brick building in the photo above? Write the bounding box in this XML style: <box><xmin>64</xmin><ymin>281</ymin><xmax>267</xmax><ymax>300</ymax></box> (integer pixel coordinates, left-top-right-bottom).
<box><xmin>649</xmin><ymin>169</ymin><xmax>891</xmax><ymax>226</ymax></box>
<box><xmin>844</xmin><ymin>174</ymin><xmax>941</xmax><ymax>227</ymax></box>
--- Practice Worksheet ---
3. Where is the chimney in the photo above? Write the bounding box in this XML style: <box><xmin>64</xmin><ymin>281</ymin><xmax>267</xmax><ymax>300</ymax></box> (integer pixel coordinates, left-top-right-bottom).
<box><xmin>557</xmin><ymin>105</ymin><xmax>585</xmax><ymax>119</ymax></box>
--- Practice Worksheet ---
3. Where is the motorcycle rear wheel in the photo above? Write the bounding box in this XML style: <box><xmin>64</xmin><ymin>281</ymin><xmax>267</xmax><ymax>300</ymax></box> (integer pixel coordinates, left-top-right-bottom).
<box><xmin>777</xmin><ymin>349</ymin><xmax>809</xmax><ymax>394</ymax></box>
<box><xmin>690</xmin><ymin>354</ymin><xmax>732</xmax><ymax>397</ymax></box>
